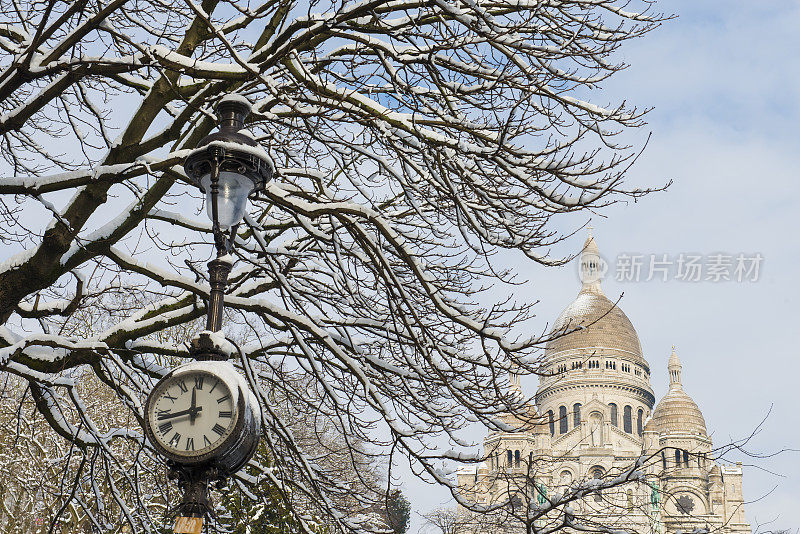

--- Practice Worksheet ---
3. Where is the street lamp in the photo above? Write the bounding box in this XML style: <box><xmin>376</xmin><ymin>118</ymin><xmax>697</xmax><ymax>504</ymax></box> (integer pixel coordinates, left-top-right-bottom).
<box><xmin>143</xmin><ymin>95</ymin><xmax>272</xmax><ymax>533</ymax></box>
<box><xmin>183</xmin><ymin>94</ymin><xmax>273</xmax><ymax>337</ymax></box>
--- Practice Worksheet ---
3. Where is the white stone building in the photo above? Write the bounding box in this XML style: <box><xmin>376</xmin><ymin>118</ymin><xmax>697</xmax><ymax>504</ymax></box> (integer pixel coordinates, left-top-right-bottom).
<box><xmin>457</xmin><ymin>235</ymin><xmax>750</xmax><ymax>534</ymax></box>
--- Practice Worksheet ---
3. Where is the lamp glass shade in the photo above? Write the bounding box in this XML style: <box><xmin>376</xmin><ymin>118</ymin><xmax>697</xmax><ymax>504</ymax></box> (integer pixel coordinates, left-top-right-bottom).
<box><xmin>200</xmin><ymin>171</ymin><xmax>255</xmax><ymax>230</ymax></box>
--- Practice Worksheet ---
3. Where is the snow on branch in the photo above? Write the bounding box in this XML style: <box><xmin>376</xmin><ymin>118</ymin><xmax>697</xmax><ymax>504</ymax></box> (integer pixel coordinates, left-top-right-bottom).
<box><xmin>0</xmin><ymin>0</ymin><xmax>668</xmax><ymax>531</ymax></box>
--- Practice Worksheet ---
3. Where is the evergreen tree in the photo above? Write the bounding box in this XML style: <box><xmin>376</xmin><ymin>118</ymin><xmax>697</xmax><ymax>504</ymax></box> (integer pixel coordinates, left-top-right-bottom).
<box><xmin>385</xmin><ymin>491</ymin><xmax>410</xmax><ymax>534</ymax></box>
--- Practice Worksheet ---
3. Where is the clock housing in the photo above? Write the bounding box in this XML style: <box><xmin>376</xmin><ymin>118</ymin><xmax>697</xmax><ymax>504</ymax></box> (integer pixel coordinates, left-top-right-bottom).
<box><xmin>144</xmin><ymin>360</ymin><xmax>260</xmax><ymax>475</ymax></box>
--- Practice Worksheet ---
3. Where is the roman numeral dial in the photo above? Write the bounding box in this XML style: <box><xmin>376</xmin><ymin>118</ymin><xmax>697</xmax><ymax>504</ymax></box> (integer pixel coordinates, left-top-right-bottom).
<box><xmin>147</xmin><ymin>370</ymin><xmax>237</xmax><ymax>459</ymax></box>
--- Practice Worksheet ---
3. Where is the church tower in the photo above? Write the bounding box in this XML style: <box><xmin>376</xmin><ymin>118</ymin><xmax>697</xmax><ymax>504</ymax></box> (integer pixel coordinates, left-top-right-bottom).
<box><xmin>536</xmin><ymin>234</ymin><xmax>655</xmax><ymax>454</ymax></box>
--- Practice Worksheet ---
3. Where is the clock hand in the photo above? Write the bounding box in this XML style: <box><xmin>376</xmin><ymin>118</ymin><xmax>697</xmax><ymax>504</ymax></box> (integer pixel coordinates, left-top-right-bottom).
<box><xmin>157</xmin><ymin>407</ymin><xmax>202</xmax><ymax>420</ymax></box>
<box><xmin>190</xmin><ymin>387</ymin><xmax>197</xmax><ymax>425</ymax></box>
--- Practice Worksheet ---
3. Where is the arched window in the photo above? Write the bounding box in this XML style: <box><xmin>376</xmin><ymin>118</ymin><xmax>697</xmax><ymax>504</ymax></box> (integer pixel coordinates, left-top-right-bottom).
<box><xmin>559</xmin><ymin>405</ymin><xmax>568</xmax><ymax>434</ymax></box>
<box><xmin>591</xmin><ymin>466</ymin><xmax>603</xmax><ymax>502</ymax></box>
<box><xmin>623</xmin><ymin>405</ymin><xmax>632</xmax><ymax>433</ymax></box>
<box><xmin>515</xmin><ymin>450</ymin><xmax>520</xmax><ymax>467</ymax></box>
<box><xmin>661</xmin><ymin>451</ymin><xmax>667</xmax><ymax>470</ymax></box>
<box><xmin>683</xmin><ymin>449</ymin><xmax>689</xmax><ymax>467</ymax></box>
<box><xmin>573</xmin><ymin>403</ymin><xmax>582</xmax><ymax>427</ymax></box>
<box><xmin>507</xmin><ymin>450</ymin><xmax>513</xmax><ymax>467</ymax></box>
<box><xmin>627</xmin><ymin>489</ymin><xmax>634</xmax><ymax>511</ymax></box>
<box><xmin>548</xmin><ymin>410</ymin><xmax>555</xmax><ymax>436</ymax></box>
<box><xmin>674</xmin><ymin>448</ymin><xmax>681</xmax><ymax>466</ymax></box>
<box><xmin>637</xmin><ymin>409</ymin><xmax>644</xmax><ymax>436</ymax></box>
<box><xmin>490</xmin><ymin>454</ymin><xmax>494</xmax><ymax>470</ymax></box>
<box><xmin>609</xmin><ymin>403</ymin><xmax>618</xmax><ymax>427</ymax></box>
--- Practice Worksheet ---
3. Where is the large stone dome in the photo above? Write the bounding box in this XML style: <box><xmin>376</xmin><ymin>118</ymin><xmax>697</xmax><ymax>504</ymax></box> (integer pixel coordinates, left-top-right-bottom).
<box><xmin>545</xmin><ymin>235</ymin><xmax>644</xmax><ymax>363</ymax></box>
<box><xmin>651</xmin><ymin>349</ymin><xmax>707</xmax><ymax>436</ymax></box>
<box><xmin>546</xmin><ymin>288</ymin><xmax>644</xmax><ymax>360</ymax></box>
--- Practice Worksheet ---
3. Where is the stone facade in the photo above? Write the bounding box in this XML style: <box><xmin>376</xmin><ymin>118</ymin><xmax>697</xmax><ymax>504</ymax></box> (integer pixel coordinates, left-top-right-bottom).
<box><xmin>457</xmin><ymin>235</ymin><xmax>750</xmax><ymax>534</ymax></box>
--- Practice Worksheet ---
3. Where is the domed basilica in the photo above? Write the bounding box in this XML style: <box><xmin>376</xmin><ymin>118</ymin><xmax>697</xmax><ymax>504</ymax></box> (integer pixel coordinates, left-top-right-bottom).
<box><xmin>457</xmin><ymin>235</ymin><xmax>750</xmax><ymax>534</ymax></box>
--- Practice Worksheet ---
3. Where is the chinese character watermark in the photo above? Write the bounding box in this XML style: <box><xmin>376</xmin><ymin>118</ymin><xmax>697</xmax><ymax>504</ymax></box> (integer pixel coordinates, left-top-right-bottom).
<box><xmin>675</xmin><ymin>254</ymin><xmax>703</xmax><ymax>282</ymax></box>
<box><xmin>585</xmin><ymin>253</ymin><xmax>763</xmax><ymax>283</ymax></box>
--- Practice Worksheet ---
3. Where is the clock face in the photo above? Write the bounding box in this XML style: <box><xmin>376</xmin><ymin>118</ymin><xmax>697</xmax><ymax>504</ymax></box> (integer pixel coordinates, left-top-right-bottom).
<box><xmin>146</xmin><ymin>370</ymin><xmax>238</xmax><ymax>461</ymax></box>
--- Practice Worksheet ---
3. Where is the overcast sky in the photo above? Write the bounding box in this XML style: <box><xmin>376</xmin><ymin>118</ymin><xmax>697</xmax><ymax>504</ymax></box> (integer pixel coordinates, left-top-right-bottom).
<box><xmin>404</xmin><ymin>2</ymin><xmax>800</xmax><ymax>532</ymax></box>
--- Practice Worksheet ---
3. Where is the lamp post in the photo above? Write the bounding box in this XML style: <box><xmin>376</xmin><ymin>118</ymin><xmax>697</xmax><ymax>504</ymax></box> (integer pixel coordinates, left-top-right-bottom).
<box><xmin>143</xmin><ymin>95</ymin><xmax>272</xmax><ymax>534</ymax></box>
<box><xmin>183</xmin><ymin>94</ymin><xmax>273</xmax><ymax>346</ymax></box>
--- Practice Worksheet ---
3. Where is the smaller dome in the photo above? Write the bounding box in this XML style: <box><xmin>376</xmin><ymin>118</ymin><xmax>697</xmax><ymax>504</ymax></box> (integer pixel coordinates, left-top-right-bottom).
<box><xmin>535</xmin><ymin>420</ymin><xmax>550</xmax><ymax>435</ymax></box>
<box><xmin>498</xmin><ymin>404</ymin><xmax>538</xmax><ymax>430</ymax></box>
<box><xmin>651</xmin><ymin>348</ymin><xmax>707</xmax><ymax>436</ymax></box>
<box><xmin>651</xmin><ymin>390</ymin><xmax>707</xmax><ymax>436</ymax></box>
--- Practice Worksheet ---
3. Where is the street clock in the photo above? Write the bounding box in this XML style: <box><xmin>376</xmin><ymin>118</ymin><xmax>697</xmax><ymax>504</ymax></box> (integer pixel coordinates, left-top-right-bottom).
<box><xmin>144</xmin><ymin>360</ymin><xmax>260</xmax><ymax>476</ymax></box>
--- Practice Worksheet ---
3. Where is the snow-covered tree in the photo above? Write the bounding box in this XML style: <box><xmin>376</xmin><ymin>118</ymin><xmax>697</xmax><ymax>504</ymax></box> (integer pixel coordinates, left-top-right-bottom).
<box><xmin>0</xmin><ymin>0</ymin><xmax>665</xmax><ymax>532</ymax></box>
<box><xmin>422</xmin><ymin>507</ymin><xmax>496</xmax><ymax>534</ymax></box>
<box><xmin>0</xmin><ymin>372</ymin><xmax>172</xmax><ymax>533</ymax></box>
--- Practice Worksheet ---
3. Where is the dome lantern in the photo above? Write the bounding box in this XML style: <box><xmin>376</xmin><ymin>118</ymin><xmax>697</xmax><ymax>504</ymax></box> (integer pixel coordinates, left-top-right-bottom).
<box><xmin>579</xmin><ymin>230</ymin><xmax>604</xmax><ymax>295</ymax></box>
<box><xmin>668</xmin><ymin>345</ymin><xmax>682</xmax><ymax>388</ymax></box>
